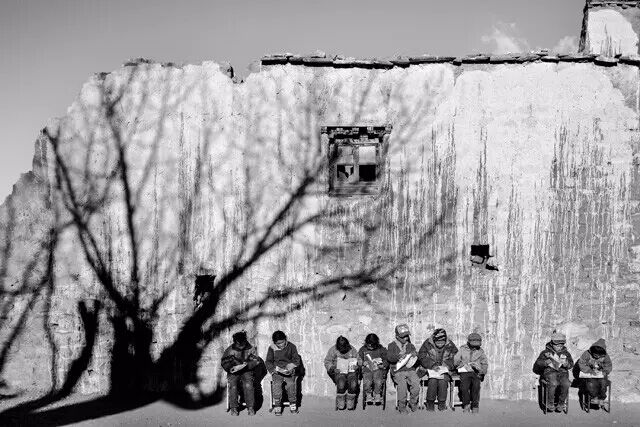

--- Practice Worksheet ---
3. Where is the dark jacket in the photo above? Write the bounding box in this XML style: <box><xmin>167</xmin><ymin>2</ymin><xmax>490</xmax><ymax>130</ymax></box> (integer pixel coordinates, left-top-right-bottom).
<box><xmin>533</xmin><ymin>341</ymin><xmax>574</xmax><ymax>376</ymax></box>
<box><xmin>221</xmin><ymin>342</ymin><xmax>260</xmax><ymax>374</ymax></box>
<box><xmin>358</xmin><ymin>345</ymin><xmax>389</xmax><ymax>373</ymax></box>
<box><xmin>576</xmin><ymin>338</ymin><xmax>612</xmax><ymax>377</ymax></box>
<box><xmin>387</xmin><ymin>339</ymin><xmax>418</xmax><ymax>374</ymax></box>
<box><xmin>265</xmin><ymin>341</ymin><xmax>302</xmax><ymax>374</ymax></box>
<box><xmin>418</xmin><ymin>338</ymin><xmax>458</xmax><ymax>370</ymax></box>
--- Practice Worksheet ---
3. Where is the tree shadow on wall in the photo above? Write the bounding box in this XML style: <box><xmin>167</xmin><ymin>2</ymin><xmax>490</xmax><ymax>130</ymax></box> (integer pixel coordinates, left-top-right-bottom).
<box><xmin>0</xmin><ymin>63</ymin><xmax>452</xmax><ymax>425</ymax></box>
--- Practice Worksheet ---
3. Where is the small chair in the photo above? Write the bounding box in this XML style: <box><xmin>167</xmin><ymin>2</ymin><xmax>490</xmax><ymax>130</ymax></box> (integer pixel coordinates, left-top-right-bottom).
<box><xmin>362</xmin><ymin>380</ymin><xmax>387</xmax><ymax>410</ymax></box>
<box><xmin>269</xmin><ymin>377</ymin><xmax>298</xmax><ymax>412</ymax></box>
<box><xmin>581</xmin><ymin>378</ymin><xmax>611</xmax><ymax>413</ymax></box>
<box><xmin>448</xmin><ymin>373</ymin><xmax>463</xmax><ymax>411</ymax></box>
<box><xmin>538</xmin><ymin>377</ymin><xmax>568</xmax><ymax>414</ymax></box>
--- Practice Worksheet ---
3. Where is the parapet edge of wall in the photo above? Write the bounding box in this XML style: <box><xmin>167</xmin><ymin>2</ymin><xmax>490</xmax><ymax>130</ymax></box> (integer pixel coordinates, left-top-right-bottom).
<box><xmin>261</xmin><ymin>51</ymin><xmax>640</xmax><ymax>69</ymax></box>
<box><xmin>587</xmin><ymin>1</ymin><xmax>640</xmax><ymax>8</ymax></box>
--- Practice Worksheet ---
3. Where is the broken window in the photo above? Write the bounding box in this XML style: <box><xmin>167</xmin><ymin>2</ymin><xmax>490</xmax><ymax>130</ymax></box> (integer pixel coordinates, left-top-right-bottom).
<box><xmin>323</xmin><ymin>125</ymin><xmax>391</xmax><ymax>196</ymax></box>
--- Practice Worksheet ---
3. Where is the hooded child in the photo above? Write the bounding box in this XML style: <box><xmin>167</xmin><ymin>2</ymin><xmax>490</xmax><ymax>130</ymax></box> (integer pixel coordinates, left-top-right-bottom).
<box><xmin>418</xmin><ymin>328</ymin><xmax>458</xmax><ymax>411</ymax></box>
<box><xmin>576</xmin><ymin>338</ymin><xmax>612</xmax><ymax>407</ymax></box>
<box><xmin>221</xmin><ymin>331</ymin><xmax>261</xmax><ymax>416</ymax></box>
<box><xmin>533</xmin><ymin>331</ymin><xmax>574</xmax><ymax>412</ymax></box>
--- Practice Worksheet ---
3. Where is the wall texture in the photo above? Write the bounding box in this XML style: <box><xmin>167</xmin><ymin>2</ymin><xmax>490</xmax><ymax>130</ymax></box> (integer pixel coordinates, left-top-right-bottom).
<box><xmin>2</xmin><ymin>1</ymin><xmax>640</xmax><ymax>403</ymax></box>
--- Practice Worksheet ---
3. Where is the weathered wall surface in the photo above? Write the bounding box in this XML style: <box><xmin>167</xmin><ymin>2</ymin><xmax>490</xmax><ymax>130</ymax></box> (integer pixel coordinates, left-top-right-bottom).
<box><xmin>3</xmin><ymin>54</ymin><xmax>640</xmax><ymax>402</ymax></box>
<box><xmin>583</xmin><ymin>1</ymin><xmax>640</xmax><ymax>55</ymax></box>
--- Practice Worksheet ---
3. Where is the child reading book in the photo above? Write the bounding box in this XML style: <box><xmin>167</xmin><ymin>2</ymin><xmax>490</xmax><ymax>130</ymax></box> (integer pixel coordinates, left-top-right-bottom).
<box><xmin>358</xmin><ymin>333</ymin><xmax>389</xmax><ymax>405</ymax></box>
<box><xmin>453</xmin><ymin>332</ymin><xmax>488</xmax><ymax>413</ymax></box>
<box><xmin>221</xmin><ymin>331</ymin><xmax>261</xmax><ymax>416</ymax></box>
<box><xmin>575</xmin><ymin>338</ymin><xmax>612</xmax><ymax>408</ymax></box>
<box><xmin>418</xmin><ymin>328</ymin><xmax>458</xmax><ymax>411</ymax></box>
<box><xmin>265</xmin><ymin>330</ymin><xmax>302</xmax><ymax>415</ymax></box>
<box><xmin>324</xmin><ymin>336</ymin><xmax>360</xmax><ymax>410</ymax></box>
<box><xmin>533</xmin><ymin>331</ymin><xmax>574</xmax><ymax>413</ymax></box>
<box><xmin>387</xmin><ymin>324</ymin><xmax>421</xmax><ymax>413</ymax></box>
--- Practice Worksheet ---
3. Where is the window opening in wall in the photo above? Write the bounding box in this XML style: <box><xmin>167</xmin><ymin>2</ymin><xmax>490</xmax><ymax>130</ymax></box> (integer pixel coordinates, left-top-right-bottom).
<box><xmin>470</xmin><ymin>244</ymin><xmax>498</xmax><ymax>271</ymax></box>
<box><xmin>323</xmin><ymin>125</ymin><xmax>391</xmax><ymax>196</ymax></box>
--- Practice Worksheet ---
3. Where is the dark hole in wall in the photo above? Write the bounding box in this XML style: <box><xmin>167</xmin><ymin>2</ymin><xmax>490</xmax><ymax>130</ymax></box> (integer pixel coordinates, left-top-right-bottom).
<box><xmin>470</xmin><ymin>244</ymin><xmax>491</xmax><ymax>258</ymax></box>
<box><xmin>359</xmin><ymin>165</ymin><xmax>376</xmax><ymax>182</ymax></box>
<box><xmin>194</xmin><ymin>274</ymin><xmax>216</xmax><ymax>307</ymax></box>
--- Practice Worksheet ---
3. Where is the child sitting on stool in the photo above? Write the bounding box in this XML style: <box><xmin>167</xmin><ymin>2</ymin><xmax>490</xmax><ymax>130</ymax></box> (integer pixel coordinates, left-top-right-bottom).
<box><xmin>221</xmin><ymin>331</ymin><xmax>261</xmax><ymax>416</ymax></box>
<box><xmin>533</xmin><ymin>331</ymin><xmax>574</xmax><ymax>413</ymax></box>
<box><xmin>418</xmin><ymin>328</ymin><xmax>458</xmax><ymax>411</ymax></box>
<box><xmin>576</xmin><ymin>338</ymin><xmax>612</xmax><ymax>408</ymax></box>
<box><xmin>265</xmin><ymin>330</ymin><xmax>302</xmax><ymax>415</ymax></box>
<box><xmin>358</xmin><ymin>333</ymin><xmax>388</xmax><ymax>405</ymax></box>
<box><xmin>387</xmin><ymin>324</ymin><xmax>421</xmax><ymax>413</ymax></box>
<box><xmin>454</xmin><ymin>332</ymin><xmax>488</xmax><ymax>413</ymax></box>
<box><xmin>324</xmin><ymin>336</ymin><xmax>360</xmax><ymax>410</ymax></box>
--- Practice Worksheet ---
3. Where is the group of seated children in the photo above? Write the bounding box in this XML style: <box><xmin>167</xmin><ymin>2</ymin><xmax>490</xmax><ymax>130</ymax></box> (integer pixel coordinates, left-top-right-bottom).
<box><xmin>221</xmin><ymin>326</ymin><xmax>613</xmax><ymax>417</ymax></box>
<box><xmin>533</xmin><ymin>332</ymin><xmax>613</xmax><ymax>413</ymax></box>
<box><xmin>324</xmin><ymin>324</ymin><xmax>488</xmax><ymax>414</ymax></box>
<box><xmin>221</xmin><ymin>330</ymin><xmax>302</xmax><ymax>416</ymax></box>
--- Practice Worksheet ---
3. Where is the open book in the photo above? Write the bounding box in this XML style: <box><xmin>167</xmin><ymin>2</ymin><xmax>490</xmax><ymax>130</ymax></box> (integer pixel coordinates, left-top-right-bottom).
<box><xmin>457</xmin><ymin>365</ymin><xmax>471</xmax><ymax>373</ymax></box>
<box><xmin>230</xmin><ymin>362</ymin><xmax>247</xmax><ymax>374</ymax></box>
<box><xmin>427</xmin><ymin>366</ymin><xmax>449</xmax><ymax>379</ymax></box>
<box><xmin>275</xmin><ymin>366</ymin><xmax>293</xmax><ymax>376</ymax></box>
<box><xmin>396</xmin><ymin>354</ymin><xmax>418</xmax><ymax>370</ymax></box>
<box><xmin>366</xmin><ymin>354</ymin><xmax>383</xmax><ymax>370</ymax></box>
<box><xmin>337</xmin><ymin>357</ymin><xmax>358</xmax><ymax>374</ymax></box>
<box><xmin>579</xmin><ymin>371</ymin><xmax>604</xmax><ymax>379</ymax></box>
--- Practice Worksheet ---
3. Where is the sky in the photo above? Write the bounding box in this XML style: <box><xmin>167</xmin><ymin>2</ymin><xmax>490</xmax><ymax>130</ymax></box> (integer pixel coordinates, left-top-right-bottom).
<box><xmin>0</xmin><ymin>0</ymin><xmax>585</xmax><ymax>201</ymax></box>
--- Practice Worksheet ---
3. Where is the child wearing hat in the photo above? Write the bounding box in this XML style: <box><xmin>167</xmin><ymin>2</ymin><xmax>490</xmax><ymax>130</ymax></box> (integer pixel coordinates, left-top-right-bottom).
<box><xmin>265</xmin><ymin>330</ymin><xmax>302</xmax><ymax>415</ymax></box>
<box><xmin>533</xmin><ymin>331</ymin><xmax>574</xmax><ymax>412</ymax></box>
<box><xmin>358</xmin><ymin>333</ymin><xmax>389</xmax><ymax>405</ymax></box>
<box><xmin>324</xmin><ymin>336</ymin><xmax>360</xmax><ymax>410</ymax></box>
<box><xmin>387</xmin><ymin>324</ymin><xmax>421</xmax><ymax>413</ymax></box>
<box><xmin>453</xmin><ymin>332</ymin><xmax>488</xmax><ymax>413</ymax></box>
<box><xmin>418</xmin><ymin>328</ymin><xmax>458</xmax><ymax>411</ymax></box>
<box><xmin>576</xmin><ymin>338</ymin><xmax>612</xmax><ymax>408</ymax></box>
<box><xmin>221</xmin><ymin>331</ymin><xmax>262</xmax><ymax>416</ymax></box>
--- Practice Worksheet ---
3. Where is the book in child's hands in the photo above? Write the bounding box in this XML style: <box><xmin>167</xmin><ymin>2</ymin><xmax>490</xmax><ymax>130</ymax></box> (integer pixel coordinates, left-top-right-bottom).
<box><xmin>427</xmin><ymin>366</ymin><xmax>449</xmax><ymax>379</ymax></box>
<box><xmin>579</xmin><ymin>371</ymin><xmax>604</xmax><ymax>379</ymax></box>
<box><xmin>275</xmin><ymin>366</ymin><xmax>292</xmax><ymax>376</ymax></box>
<box><xmin>230</xmin><ymin>362</ymin><xmax>247</xmax><ymax>373</ymax></box>
<box><xmin>337</xmin><ymin>357</ymin><xmax>358</xmax><ymax>373</ymax></box>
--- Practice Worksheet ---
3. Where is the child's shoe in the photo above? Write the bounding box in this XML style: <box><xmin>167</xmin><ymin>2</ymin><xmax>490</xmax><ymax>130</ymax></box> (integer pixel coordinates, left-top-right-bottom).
<box><xmin>247</xmin><ymin>408</ymin><xmax>256</xmax><ymax>416</ymax></box>
<box><xmin>471</xmin><ymin>407</ymin><xmax>479</xmax><ymax>414</ymax></box>
<box><xmin>346</xmin><ymin>393</ymin><xmax>357</xmax><ymax>410</ymax></box>
<box><xmin>425</xmin><ymin>401</ymin><xmax>435</xmax><ymax>411</ymax></box>
<box><xmin>229</xmin><ymin>408</ymin><xmax>239</xmax><ymax>416</ymax></box>
<box><xmin>398</xmin><ymin>404</ymin><xmax>409</xmax><ymax>414</ymax></box>
<box><xmin>365</xmin><ymin>392</ymin><xmax>374</xmax><ymax>403</ymax></box>
<box><xmin>290</xmin><ymin>404</ymin><xmax>298</xmax><ymax>413</ymax></box>
<box><xmin>409</xmin><ymin>402</ymin><xmax>419</xmax><ymax>412</ymax></box>
<box><xmin>462</xmin><ymin>405</ymin><xmax>471</xmax><ymax>413</ymax></box>
<box><xmin>274</xmin><ymin>406</ymin><xmax>283</xmax><ymax>416</ymax></box>
<box><xmin>374</xmin><ymin>394</ymin><xmax>383</xmax><ymax>405</ymax></box>
<box><xmin>437</xmin><ymin>401</ymin><xmax>448</xmax><ymax>411</ymax></box>
<box><xmin>555</xmin><ymin>403</ymin><xmax>567</xmax><ymax>413</ymax></box>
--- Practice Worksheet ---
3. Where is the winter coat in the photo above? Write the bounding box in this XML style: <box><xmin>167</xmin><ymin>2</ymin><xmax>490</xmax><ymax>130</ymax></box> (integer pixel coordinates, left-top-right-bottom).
<box><xmin>387</xmin><ymin>339</ymin><xmax>419</xmax><ymax>374</ymax></box>
<box><xmin>533</xmin><ymin>341</ymin><xmax>574</xmax><ymax>376</ymax></box>
<box><xmin>221</xmin><ymin>342</ymin><xmax>260</xmax><ymax>374</ymax></box>
<box><xmin>265</xmin><ymin>341</ymin><xmax>302</xmax><ymax>375</ymax></box>
<box><xmin>454</xmin><ymin>344</ymin><xmax>489</xmax><ymax>375</ymax></box>
<box><xmin>418</xmin><ymin>338</ymin><xmax>458</xmax><ymax>370</ymax></box>
<box><xmin>577</xmin><ymin>338</ymin><xmax>612</xmax><ymax>377</ymax></box>
<box><xmin>324</xmin><ymin>345</ymin><xmax>360</xmax><ymax>374</ymax></box>
<box><xmin>358</xmin><ymin>345</ymin><xmax>389</xmax><ymax>373</ymax></box>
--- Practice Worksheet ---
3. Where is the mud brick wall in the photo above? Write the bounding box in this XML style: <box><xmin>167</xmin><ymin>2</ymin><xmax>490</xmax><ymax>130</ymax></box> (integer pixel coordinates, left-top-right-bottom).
<box><xmin>3</xmin><ymin>1</ymin><xmax>640</xmax><ymax>402</ymax></box>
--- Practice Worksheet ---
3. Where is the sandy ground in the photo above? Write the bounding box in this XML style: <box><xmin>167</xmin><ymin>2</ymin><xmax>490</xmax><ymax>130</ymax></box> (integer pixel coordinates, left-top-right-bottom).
<box><xmin>2</xmin><ymin>393</ymin><xmax>639</xmax><ymax>427</ymax></box>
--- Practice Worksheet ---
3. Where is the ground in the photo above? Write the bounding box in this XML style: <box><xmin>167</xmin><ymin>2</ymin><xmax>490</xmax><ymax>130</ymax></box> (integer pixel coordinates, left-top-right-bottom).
<box><xmin>1</xmin><ymin>393</ymin><xmax>639</xmax><ymax>427</ymax></box>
